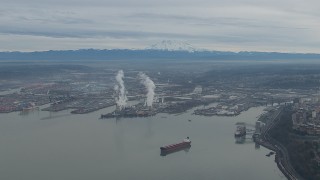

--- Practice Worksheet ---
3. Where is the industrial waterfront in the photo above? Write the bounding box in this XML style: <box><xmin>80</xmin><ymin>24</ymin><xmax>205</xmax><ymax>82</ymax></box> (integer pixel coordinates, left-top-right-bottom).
<box><xmin>2</xmin><ymin>60</ymin><xmax>319</xmax><ymax>179</ymax></box>
<box><xmin>0</xmin><ymin>105</ymin><xmax>285</xmax><ymax>180</ymax></box>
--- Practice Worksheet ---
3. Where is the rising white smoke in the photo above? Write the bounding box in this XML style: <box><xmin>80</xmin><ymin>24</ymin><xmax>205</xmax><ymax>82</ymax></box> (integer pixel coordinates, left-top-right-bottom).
<box><xmin>114</xmin><ymin>70</ymin><xmax>127</xmax><ymax>109</ymax></box>
<box><xmin>139</xmin><ymin>72</ymin><xmax>156</xmax><ymax>107</ymax></box>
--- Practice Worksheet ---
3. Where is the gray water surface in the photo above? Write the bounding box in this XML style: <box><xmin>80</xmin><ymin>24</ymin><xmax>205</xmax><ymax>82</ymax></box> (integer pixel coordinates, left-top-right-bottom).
<box><xmin>0</xmin><ymin>106</ymin><xmax>285</xmax><ymax>180</ymax></box>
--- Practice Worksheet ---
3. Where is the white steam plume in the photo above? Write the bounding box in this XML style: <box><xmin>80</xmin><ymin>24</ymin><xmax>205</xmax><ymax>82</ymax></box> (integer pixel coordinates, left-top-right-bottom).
<box><xmin>115</xmin><ymin>70</ymin><xmax>127</xmax><ymax>109</ymax></box>
<box><xmin>139</xmin><ymin>72</ymin><xmax>156</xmax><ymax>107</ymax></box>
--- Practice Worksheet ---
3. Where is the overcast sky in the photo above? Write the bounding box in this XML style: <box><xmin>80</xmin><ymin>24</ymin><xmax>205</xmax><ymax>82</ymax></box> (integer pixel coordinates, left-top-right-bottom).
<box><xmin>0</xmin><ymin>0</ymin><xmax>319</xmax><ymax>52</ymax></box>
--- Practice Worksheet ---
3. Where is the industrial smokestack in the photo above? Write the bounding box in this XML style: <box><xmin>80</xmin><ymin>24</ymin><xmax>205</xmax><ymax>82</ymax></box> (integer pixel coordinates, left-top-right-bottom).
<box><xmin>139</xmin><ymin>72</ymin><xmax>156</xmax><ymax>107</ymax></box>
<box><xmin>114</xmin><ymin>70</ymin><xmax>127</xmax><ymax>110</ymax></box>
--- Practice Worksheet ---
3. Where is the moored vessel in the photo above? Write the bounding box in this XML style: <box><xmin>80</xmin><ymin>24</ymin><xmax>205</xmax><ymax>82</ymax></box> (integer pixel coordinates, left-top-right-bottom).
<box><xmin>234</xmin><ymin>125</ymin><xmax>246</xmax><ymax>137</ymax></box>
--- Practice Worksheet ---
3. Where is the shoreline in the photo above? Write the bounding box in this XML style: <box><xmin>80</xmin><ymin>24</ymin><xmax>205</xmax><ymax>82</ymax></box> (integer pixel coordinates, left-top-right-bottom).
<box><xmin>256</xmin><ymin>107</ymin><xmax>303</xmax><ymax>180</ymax></box>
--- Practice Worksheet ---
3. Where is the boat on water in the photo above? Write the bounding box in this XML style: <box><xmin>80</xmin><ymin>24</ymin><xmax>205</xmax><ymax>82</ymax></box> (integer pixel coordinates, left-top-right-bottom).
<box><xmin>234</xmin><ymin>125</ymin><xmax>246</xmax><ymax>137</ymax></box>
<box><xmin>160</xmin><ymin>137</ymin><xmax>191</xmax><ymax>156</ymax></box>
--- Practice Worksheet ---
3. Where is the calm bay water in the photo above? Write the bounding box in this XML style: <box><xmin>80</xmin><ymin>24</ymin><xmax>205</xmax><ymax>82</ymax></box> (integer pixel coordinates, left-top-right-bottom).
<box><xmin>0</xmin><ymin>106</ymin><xmax>285</xmax><ymax>180</ymax></box>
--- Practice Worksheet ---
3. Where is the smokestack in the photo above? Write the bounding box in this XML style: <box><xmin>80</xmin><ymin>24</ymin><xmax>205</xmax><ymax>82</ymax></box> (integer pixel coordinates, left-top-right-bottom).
<box><xmin>139</xmin><ymin>72</ymin><xmax>156</xmax><ymax>107</ymax></box>
<box><xmin>114</xmin><ymin>70</ymin><xmax>127</xmax><ymax>110</ymax></box>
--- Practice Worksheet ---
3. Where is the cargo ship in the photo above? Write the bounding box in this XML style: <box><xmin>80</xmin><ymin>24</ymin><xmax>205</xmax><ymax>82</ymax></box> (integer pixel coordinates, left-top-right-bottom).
<box><xmin>234</xmin><ymin>125</ymin><xmax>246</xmax><ymax>137</ymax></box>
<box><xmin>160</xmin><ymin>138</ymin><xmax>191</xmax><ymax>156</ymax></box>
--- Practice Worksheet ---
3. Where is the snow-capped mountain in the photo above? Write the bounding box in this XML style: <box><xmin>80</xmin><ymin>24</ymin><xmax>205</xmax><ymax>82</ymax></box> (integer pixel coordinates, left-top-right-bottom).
<box><xmin>147</xmin><ymin>40</ymin><xmax>197</xmax><ymax>52</ymax></box>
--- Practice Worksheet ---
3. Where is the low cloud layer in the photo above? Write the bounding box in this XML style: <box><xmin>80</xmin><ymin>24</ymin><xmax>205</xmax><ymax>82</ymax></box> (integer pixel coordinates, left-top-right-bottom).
<box><xmin>1</xmin><ymin>0</ymin><xmax>319</xmax><ymax>52</ymax></box>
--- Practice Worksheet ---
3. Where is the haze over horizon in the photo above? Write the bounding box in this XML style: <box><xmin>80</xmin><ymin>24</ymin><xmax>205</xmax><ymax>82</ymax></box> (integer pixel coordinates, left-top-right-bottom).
<box><xmin>1</xmin><ymin>0</ymin><xmax>320</xmax><ymax>53</ymax></box>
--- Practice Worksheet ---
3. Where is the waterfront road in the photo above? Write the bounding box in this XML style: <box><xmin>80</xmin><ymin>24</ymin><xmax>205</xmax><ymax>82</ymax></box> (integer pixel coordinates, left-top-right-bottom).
<box><xmin>258</xmin><ymin>107</ymin><xmax>303</xmax><ymax>180</ymax></box>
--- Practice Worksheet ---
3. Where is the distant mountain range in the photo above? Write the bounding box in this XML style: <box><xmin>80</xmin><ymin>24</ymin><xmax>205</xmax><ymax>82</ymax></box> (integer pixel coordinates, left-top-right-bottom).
<box><xmin>1</xmin><ymin>41</ymin><xmax>320</xmax><ymax>61</ymax></box>
<box><xmin>147</xmin><ymin>40</ymin><xmax>197</xmax><ymax>52</ymax></box>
